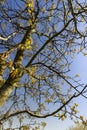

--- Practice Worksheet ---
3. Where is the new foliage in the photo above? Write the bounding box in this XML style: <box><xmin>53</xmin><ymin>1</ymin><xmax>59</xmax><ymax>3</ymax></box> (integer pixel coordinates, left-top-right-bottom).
<box><xmin>0</xmin><ymin>0</ymin><xmax>87</xmax><ymax>129</ymax></box>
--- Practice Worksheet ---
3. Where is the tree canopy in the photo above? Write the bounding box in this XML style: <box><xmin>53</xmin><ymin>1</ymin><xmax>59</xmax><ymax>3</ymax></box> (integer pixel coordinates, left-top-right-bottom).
<box><xmin>0</xmin><ymin>0</ymin><xmax>87</xmax><ymax>129</ymax></box>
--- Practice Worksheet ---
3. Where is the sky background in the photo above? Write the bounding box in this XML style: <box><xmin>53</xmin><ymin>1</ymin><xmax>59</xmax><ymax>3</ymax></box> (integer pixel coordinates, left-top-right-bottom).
<box><xmin>42</xmin><ymin>52</ymin><xmax>87</xmax><ymax>130</ymax></box>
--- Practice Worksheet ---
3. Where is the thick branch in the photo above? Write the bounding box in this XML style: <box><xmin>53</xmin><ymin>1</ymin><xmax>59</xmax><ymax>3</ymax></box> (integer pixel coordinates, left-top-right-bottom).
<box><xmin>0</xmin><ymin>26</ymin><xmax>32</xmax><ymax>107</ymax></box>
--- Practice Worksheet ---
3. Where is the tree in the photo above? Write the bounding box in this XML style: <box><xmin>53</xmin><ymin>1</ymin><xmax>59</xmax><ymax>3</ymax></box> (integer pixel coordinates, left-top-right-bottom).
<box><xmin>68</xmin><ymin>122</ymin><xmax>87</xmax><ymax>130</ymax></box>
<box><xmin>0</xmin><ymin>0</ymin><xmax>87</xmax><ymax>129</ymax></box>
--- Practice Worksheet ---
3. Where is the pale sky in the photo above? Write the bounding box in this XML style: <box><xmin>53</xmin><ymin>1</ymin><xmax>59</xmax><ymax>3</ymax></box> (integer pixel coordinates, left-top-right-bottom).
<box><xmin>43</xmin><ymin>52</ymin><xmax>87</xmax><ymax>130</ymax></box>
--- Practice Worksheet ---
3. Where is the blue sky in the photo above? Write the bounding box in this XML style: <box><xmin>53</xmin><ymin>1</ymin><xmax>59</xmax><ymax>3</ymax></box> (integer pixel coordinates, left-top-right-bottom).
<box><xmin>43</xmin><ymin>52</ymin><xmax>87</xmax><ymax>130</ymax></box>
